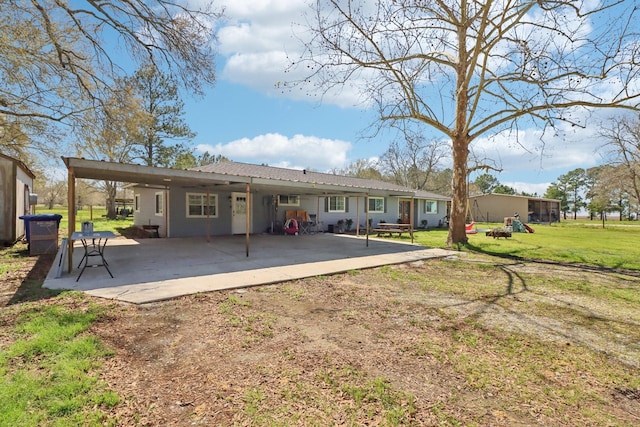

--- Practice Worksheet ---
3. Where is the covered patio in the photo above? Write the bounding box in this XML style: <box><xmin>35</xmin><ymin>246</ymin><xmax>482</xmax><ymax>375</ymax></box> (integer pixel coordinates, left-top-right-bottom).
<box><xmin>43</xmin><ymin>233</ymin><xmax>456</xmax><ymax>304</ymax></box>
<box><xmin>61</xmin><ymin>157</ymin><xmax>425</xmax><ymax>252</ymax></box>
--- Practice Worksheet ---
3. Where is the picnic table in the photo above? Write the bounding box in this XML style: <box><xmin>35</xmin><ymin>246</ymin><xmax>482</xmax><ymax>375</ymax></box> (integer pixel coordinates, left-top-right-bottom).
<box><xmin>371</xmin><ymin>223</ymin><xmax>414</xmax><ymax>240</ymax></box>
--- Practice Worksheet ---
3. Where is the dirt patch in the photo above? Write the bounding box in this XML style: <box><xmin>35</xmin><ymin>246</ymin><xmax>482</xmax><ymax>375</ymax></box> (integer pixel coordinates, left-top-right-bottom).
<box><xmin>3</xmin><ymin>246</ymin><xmax>640</xmax><ymax>425</ymax></box>
<box><xmin>89</xmin><ymin>257</ymin><xmax>640</xmax><ymax>426</ymax></box>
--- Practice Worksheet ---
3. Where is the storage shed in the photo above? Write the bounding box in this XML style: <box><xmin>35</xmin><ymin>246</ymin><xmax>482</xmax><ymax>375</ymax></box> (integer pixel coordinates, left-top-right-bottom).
<box><xmin>0</xmin><ymin>153</ymin><xmax>36</xmax><ymax>244</ymax></box>
<box><xmin>468</xmin><ymin>193</ymin><xmax>561</xmax><ymax>224</ymax></box>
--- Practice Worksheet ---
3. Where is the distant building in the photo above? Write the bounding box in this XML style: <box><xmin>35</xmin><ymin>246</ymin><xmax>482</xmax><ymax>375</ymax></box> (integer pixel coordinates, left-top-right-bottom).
<box><xmin>468</xmin><ymin>193</ymin><xmax>560</xmax><ymax>224</ymax></box>
<box><xmin>0</xmin><ymin>153</ymin><xmax>35</xmax><ymax>243</ymax></box>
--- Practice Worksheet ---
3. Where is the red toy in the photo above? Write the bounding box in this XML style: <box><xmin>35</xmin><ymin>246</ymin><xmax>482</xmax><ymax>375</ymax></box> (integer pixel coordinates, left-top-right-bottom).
<box><xmin>465</xmin><ymin>221</ymin><xmax>477</xmax><ymax>234</ymax></box>
<box><xmin>283</xmin><ymin>218</ymin><xmax>299</xmax><ymax>235</ymax></box>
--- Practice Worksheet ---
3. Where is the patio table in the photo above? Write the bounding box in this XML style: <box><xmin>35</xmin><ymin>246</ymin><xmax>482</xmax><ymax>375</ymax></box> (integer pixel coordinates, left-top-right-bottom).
<box><xmin>71</xmin><ymin>231</ymin><xmax>115</xmax><ymax>282</ymax></box>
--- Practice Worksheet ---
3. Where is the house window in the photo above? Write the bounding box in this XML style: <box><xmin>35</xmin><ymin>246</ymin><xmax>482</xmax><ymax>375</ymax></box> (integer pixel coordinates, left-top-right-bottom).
<box><xmin>155</xmin><ymin>192</ymin><xmax>163</xmax><ymax>216</ymax></box>
<box><xmin>187</xmin><ymin>193</ymin><xmax>218</xmax><ymax>218</ymax></box>
<box><xmin>134</xmin><ymin>194</ymin><xmax>140</xmax><ymax>212</ymax></box>
<box><xmin>368</xmin><ymin>197</ymin><xmax>384</xmax><ymax>213</ymax></box>
<box><xmin>278</xmin><ymin>195</ymin><xmax>300</xmax><ymax>206</ymax></box>
<box><xmin>328</xmin><ymin>196</ymin><xmax>345</xmax><ymax>212</ymax></box>
<box><xmin>424</xmin><ymin>200</ymin><xmax>437</xmax><ymax>213</ymax></box>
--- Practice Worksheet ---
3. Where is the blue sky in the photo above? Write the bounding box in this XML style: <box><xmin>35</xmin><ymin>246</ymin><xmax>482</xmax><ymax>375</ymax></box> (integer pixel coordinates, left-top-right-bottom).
<box><xmin>177</xmin><ymin>0</ymin><xmax>619</xmax><ymax>196</ymax></box>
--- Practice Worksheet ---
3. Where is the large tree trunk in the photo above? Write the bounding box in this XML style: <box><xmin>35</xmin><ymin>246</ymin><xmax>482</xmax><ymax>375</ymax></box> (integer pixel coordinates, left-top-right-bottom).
<box><xmin>448</xmin><ymin>31</ymin><xmax>470</xmax><ymax>247</ymax></box>
<box><xmin>105</xmin><ymin>181</ymin><xmax>118</xmax><ymax>219</ymax></box>
<box><xmin>447</xmin><ymin>136</ymin><xmax>469</xmax><ymax>246</ymax></box>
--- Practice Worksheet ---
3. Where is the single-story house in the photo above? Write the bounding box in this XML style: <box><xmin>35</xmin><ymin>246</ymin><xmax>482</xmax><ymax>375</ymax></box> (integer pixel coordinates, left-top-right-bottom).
<box><xmin>63</xmin><ymin>158</ymin><xmax>450</xmax><ymax>240</ymax></box>
<box><xmin>131</xmin><ymin>161</ymin><xmax>450</xmax><ymax>237</ymax></box>
<box><xmin>468</xmin><ymin>193</ymin><xmax>561</xmax><ymax>224</ymax></box>
<box><xmin>0</xmin><ymin>153</ymin><xmax>35</xmax><ymax>244</ymax></box>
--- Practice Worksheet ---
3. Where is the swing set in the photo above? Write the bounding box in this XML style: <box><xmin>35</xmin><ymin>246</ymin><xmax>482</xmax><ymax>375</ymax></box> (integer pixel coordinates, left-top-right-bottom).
<box><xmin>464</xmin><ymin>199</ymin><xmax>492</xmax><ymax>234</ymax></box>
<box><xmin>464</xmin><ymin>198</ymin><xmax>535</xmax><ymax>234</ymax></box>
<box><xmin>465</xmin><ymin>199</ymin><xmax>478</xmax><ymax>234</ymax></box>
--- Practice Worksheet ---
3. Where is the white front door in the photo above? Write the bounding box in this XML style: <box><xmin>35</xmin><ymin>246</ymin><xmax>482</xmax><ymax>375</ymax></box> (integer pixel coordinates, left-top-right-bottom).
<box><xmin>231</xmin><ymin>192</ymin><xmax>248</xmax><ymax>234</ymax></box>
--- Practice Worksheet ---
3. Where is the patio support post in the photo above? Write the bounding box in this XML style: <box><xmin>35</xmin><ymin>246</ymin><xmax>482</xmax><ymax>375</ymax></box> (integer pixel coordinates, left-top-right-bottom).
<box><xmin>410</xmin><ymin>197</ymin><xmax>415</xmax><ymax>243</ymax></box>
<box><xmin>245</xmin><ymin>182</ymin><xmax>250</xmax><ymax>257</ymax></box>
<box><xmin>356</xmin><ymin>197</ymin><xmax>360</xmax><ymax>236</ymax></box>
<box><xmin>365</xmin><ymin>193</ymin><xmax>369</xmax><ymax>247</ymax></box>
<box><xmin>67</xmin><ymin>167</ymin><xmax>76</xmax><ymax>273</ymax></box>
<box><xmin>164</xmin><ymin>187</ymin><xmax>169</xmax><ymax>238</ymax></box>
<box><xmin>317</xmin><ymin>197</ymin><xmax>321</xmax><ymax>232</ymax></box>
<box><xmin>206</xmin><ymin>190</ymin><xmax>211</xmax><ymax>243</ymax></box>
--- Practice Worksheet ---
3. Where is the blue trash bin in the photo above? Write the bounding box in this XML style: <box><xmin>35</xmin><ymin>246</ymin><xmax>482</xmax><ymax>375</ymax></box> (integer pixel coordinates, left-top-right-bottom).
<box><xmin>19</xmin><ymin>214</ymin><xmax>63</xmax><ymax>255</ymax></box>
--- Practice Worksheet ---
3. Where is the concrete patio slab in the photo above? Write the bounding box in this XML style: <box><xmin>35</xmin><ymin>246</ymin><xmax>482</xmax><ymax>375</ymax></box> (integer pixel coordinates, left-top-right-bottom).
<box><xmin>43</xmin><ymin>233</ymin><xmax>457</xmax><ymax>304</ymax></box>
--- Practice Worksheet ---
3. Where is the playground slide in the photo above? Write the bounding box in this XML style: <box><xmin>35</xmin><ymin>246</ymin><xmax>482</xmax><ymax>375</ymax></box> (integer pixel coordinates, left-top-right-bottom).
<box><xmin>523</xmin><ymin>223</ymin><xmax>535</xmax><ymax>233</ymax></box>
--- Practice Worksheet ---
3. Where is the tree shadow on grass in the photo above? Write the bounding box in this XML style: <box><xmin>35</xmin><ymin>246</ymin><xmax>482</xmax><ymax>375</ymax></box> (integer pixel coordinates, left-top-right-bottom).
<box><xmin>464</xmin><ymin>241</ymin><xmax>640</xmax><ymax>278</ymax></box>
<box><xmin>6</xmin><ymin>251</ymin><xmax>63</xmax><ymax>306</ymax></box>
<box><xmin>436</xmin><ymin>255</ymin><xmax>640</xmax><ymax>367</ymax></box>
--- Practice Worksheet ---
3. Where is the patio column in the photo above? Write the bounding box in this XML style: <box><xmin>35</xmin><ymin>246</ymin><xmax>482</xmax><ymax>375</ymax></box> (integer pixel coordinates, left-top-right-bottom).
<box><xmin>67</xmin><ymin>167</ymin><xmax>76</xmax><ymax>273</ymax></box>
<box><xmin>410</xmin><ymin>197</ymin><xmax>415</xmax><ymax>243</ymax></box>
<box><xmin>164</xmin><ymin>187</ymin><xmax>169</xmax><ymax>238</ymax></box>
<box><xmin>365</xmin><ymin>193</ymin><xmax>369</xmax><ymax>247</ymax></box>
<box><xmin>206</xmin><ymin>190</ymin><xmax>211</xmax><ymax>243</ymax></box>
<box><xmin>356</xmin><ymin>197</ymin><xmax>360</xmax><ymax>236</ymax></box>
<box><xmin>245</xmin><ymin>182</ymin><xmax>250</xmax><ymax>257</ymax></box>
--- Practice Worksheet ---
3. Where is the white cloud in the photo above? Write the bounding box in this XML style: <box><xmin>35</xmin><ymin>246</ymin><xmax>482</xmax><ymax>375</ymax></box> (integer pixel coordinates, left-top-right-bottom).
<box><xmin>196</xmin><ymin>132</ymin><xmax>352</xmax><ymax>171</ymax></box>
<box><xmin>503</xmin><ymin>181</ymin><xmax>552</xmax><ymax>196</ymax></box>
<box><xmin>212</xmin><ymin>0</ymin><xmax>369</xmax><ymax>107</ymax></box>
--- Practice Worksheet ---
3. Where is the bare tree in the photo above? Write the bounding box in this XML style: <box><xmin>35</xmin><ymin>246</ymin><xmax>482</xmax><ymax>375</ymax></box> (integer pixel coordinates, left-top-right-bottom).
<box><xmin>379</xmin><ymin>132</ymin><xmax>449</xmax><ymax>190</ymax></box>
<box><xmin>0</xmin><ymin>0</ymin><xmax>221</xmax><ymax>160</ymax></box>
<box><xmin>37</xmin><ymin>178</ymin><xmax>67</xmax><ymax>210</ymax></box>
<box><xmin>296</xmin><ymin>0</ymin><xmax>640</xmax><ymax>245</ymax></box>
<box><xmin>599</xmin><ymin>115</ymin><xmax>640</xmax><ymax>212</ymax></box>
<box><xmin>334</xmin><ymin>158</ymin><xmax>385</xmax><ymax>180</ymax></box>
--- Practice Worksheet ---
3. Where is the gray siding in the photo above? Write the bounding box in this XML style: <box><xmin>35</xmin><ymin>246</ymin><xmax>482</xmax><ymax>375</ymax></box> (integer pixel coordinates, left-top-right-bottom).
<box><xmin>133</xmin><ymin>187</ymin><xmax>449</xmax><ymax>238</ymax></box>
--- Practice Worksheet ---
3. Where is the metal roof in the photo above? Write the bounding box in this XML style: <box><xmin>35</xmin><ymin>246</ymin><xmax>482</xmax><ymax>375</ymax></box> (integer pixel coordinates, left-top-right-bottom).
<box><xmin>62</xmin><ymin>157</ymin><xmax>248</xmax><ymax>188</ymax></box>
<box><xmin>63</xmin><ymin>157</ymin><xmax>450</xmax><ymax>199</ymax></box>
<box><xmin>196</xmin><ymin>161</ymin><xmax>449</xmax><ymax>198</ymax></box>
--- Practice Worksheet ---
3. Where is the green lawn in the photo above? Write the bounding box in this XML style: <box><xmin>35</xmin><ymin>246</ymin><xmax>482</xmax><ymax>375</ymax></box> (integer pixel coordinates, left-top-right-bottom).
<box><xmin>35</xmin><ymin>206</ymin><xmax>134</xmax><ymax>238</ymax></box>
<box><xmin>0</xmin><ymin>296</ymin><xmax>119</xmax><ymax>426</ymax></box>
<box><xmin>411</xmin><ymin>220</ymin><xmax>640</xmax><ymax>271</ymax></box>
